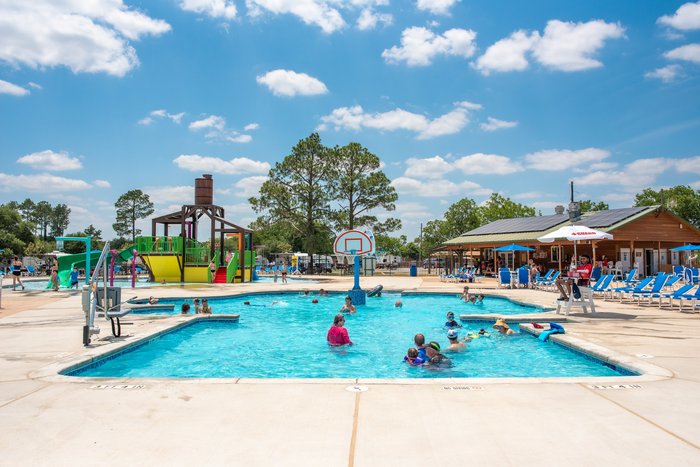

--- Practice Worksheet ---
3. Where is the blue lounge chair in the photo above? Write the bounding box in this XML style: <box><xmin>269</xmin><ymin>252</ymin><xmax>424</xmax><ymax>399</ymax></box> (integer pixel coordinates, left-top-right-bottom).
<box><xmin>591</xmin><ymin>274</ymin><xmax>613</xmax><ymax>295</ymax></box>
<box><xmin>26</xmin><ymin>265</ymin><xmax>37</xmax><ymax>276</ymax></box>
<box><xmin>685</xmin><ymin>267</ymin><xmax>700</xmax><ymax>284</ymax></box>
<box><xmin>620</xmin><ymin>268</ymin><xmax>638</xmax><ymax>287</ymax></box>
<box><xmin>517</xmin><ymin>267</ymin><xmax>530</xmax><ymax>288</ymax></box>
<box><xmin>670</xmin><ymin>285</ymin><xmax>700</xmax><ymax>311</ymax></box>
<box><xmin>656</xmin><ymin>284</ymin><xmax>694</xmax><ymax>308</ymax></box>
<box><xmin>673</xmin><ymin>265</ymin><xmax>685</xmax><ymax>281</ymax></box>
<box><xmin>498</xmin><ymin>268</ymin><xmax>511</xmax><ymax>288</ymax></box>
<box><xmin>609</xmin><ymin>276</ymin><xmax>653</xmax><ymax>301</ymax></box>
<box><xmin>534</xmin><ymin>269</ymin><xmax>553</xmax><ymax>288</ymax></box>
<box><xmin>631</xmin><ymin>273</ymin><xmax>674</xmax><ymax>304</ymax></box>
<box><xmin>537</xmin><ymin>270</ymin><xmax>561</xmax><ymax>291</ymax></box>
<box><xmin>590</xmin><ymin>266</ymin><xmax>602</xmax><ymax>282</ymax></box>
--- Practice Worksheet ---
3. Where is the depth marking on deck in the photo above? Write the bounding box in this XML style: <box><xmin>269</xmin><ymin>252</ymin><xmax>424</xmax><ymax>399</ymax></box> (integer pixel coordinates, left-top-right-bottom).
<box><xmin>89</xmin><ymin>384</ymin><xmax>146</xmax><ymax>390</ymax></box>
<box><xmin>443</xmin><ymin>386</ymin><xmax>485</xmax><ymax>391</ymax></box>
<box><xmin>588</xmin><ymin>384</ymin><xmax>642</xmax><ymax>390</ymax></box>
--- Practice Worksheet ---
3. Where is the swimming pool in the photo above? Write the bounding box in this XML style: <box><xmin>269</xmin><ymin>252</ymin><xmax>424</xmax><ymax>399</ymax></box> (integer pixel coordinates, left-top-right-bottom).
<box><xmin>129</xmin><ymin>292</ymin><xmax>547</xmax><ymax>316</ymax></box>
<box><xmin>68</xmin><ymin>293</ymin><xmax>631</xmax><ymax>379</ymax></box>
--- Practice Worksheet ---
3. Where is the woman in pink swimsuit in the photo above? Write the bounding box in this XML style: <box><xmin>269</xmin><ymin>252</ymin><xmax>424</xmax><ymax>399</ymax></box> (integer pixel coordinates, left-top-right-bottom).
<box><xmin>326</xmin><ymin>314</ymin><xmax>353</xmax><ymax>346</ymax></box>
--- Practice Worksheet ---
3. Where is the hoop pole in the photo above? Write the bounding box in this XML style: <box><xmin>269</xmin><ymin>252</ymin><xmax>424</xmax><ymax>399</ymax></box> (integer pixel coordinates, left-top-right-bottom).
<box><xmin>353</xmin><ymin>256</ymin><xmax>361</xmax><ymax>290</ymax></box>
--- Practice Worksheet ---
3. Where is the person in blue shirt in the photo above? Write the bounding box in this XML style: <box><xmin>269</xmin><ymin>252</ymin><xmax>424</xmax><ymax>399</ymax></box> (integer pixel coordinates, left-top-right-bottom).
<box><xmin>69</xmin><ymin>266</ymin><xmax>79</xmax><ymax>289</ymax></box>
<box><xmin>444</xmin><ymin>311</ymin><xmax>462</xmax><ymax>328</ymax></box>
<box><xmin>414</xmin><ymin>333</ymin><xmax>428</xmax><ymax>361</ymax></box>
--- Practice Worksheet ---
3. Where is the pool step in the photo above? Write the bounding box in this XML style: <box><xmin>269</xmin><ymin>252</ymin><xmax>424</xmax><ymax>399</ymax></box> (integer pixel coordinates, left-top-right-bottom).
<box><xmin>213</xmin><ymin>267</ymin><xmax>228</xmax><ymax>283</ymax></box>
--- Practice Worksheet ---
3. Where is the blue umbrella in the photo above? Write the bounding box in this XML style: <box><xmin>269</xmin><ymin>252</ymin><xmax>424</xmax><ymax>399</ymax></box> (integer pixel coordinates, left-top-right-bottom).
<box><xmin>493</xmin><ymin>244</ymin><xmax>535</xmax><ymax>269</ymax></box>
<box><xmin>670</xmin><ymin>244</ymin><xmax>700</xmax><ymax>251</ymax></box>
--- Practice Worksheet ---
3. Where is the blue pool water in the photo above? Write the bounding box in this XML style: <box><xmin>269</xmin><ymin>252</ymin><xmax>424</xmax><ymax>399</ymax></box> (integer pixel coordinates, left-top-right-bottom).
<box><xmin>129</xmin><ymin>292</ymin><xmax>546</xmax><ymax>316</ymax></box>
<box><xmin>69</xmin><ymin>292</ymin><xmax>631</xmax><ymax>379</ymax></box>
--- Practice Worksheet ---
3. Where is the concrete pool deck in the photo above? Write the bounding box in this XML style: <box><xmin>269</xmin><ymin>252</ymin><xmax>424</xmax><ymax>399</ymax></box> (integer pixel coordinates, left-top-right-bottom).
<box><xmin>0</xmin><ymin>276</ymin><xmax>699</xmax><ymax>466</ymax></box>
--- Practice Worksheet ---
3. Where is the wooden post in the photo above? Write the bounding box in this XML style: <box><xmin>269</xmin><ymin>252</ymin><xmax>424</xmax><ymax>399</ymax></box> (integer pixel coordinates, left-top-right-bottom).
<box><xmin>558</xmin><ymin>243</ymin><xmax>562</xmax><ymax>272</ymax></box>
<box><xmin>592</xmin><ymin>241</ymin><xmax>597</xmax><ymax>265</ymax></box>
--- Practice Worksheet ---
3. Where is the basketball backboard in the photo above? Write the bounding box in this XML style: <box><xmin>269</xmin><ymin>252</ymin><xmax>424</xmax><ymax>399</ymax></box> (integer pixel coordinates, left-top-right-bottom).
<box><xmin>333</xmin><ymin>229</ymin><xmax>375</xmax><ymax>256</ymax></box>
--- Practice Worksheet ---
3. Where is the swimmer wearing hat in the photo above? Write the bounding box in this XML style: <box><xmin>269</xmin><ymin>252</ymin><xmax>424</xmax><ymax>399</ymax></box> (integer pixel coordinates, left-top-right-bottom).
<box><xmin>493</xmin><ymin>319</ymin><xmax>515</xmax><ymax>335</ymax></box>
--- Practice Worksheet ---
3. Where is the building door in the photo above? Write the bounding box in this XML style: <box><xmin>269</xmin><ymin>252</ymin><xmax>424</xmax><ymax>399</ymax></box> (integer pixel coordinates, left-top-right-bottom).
<box><xmin>659</xmin><ymin>249</ymin><xmax>668</xmax><ymax>271</ymax></box>
<box><xmin>634</xmin><ymin>248</ymin><xmax>644</xmax><ymax>276</ymax></box>
<box><xmin>620</xmin><ymin>248</ymin><xmax>631</xmax><ymax>271</ymax></box>
<box><xmin>645</xmin><ymin>249</ymin><xmax>658</xmax><ymax>276</ymax></box>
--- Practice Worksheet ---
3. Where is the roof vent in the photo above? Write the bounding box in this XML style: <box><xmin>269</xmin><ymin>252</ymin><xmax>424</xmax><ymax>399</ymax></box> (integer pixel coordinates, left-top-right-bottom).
<box><xmin>554</xmin><ymin>205</ymin><xmax>565</xmax><ymax>215</ymax></box>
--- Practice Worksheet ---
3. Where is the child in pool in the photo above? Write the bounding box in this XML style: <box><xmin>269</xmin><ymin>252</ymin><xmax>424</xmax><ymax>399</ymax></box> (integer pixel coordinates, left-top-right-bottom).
<box><xmin>403</xmin><ymin>348</ymin><xmax>425</xmax><ymax>366</ymax></box>
<box><xmin>444</xmin><ymin>311</ymin><xmax>462</xmax><ymax>328</ymax></box>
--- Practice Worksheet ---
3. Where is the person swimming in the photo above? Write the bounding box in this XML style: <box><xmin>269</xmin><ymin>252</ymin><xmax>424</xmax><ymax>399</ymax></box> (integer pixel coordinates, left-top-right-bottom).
<box><xmin>460</xmin><ymin>286</ymin><xmax>470</xmax><ymax>301</ymax></box>
<box><xmin>493</xmin><ymin>318</ymin><xmax>515</xmax><ymax>335</ymax></box>
<box><xmin>444</xmin><ymin>329</ymin><xmax>467</xmax><ymax>352</ymax></box>
<box><xmin>395</xmin><ymin>300</ymin><xmax>403</xmax><ymax>308</ymax></box>
<box><xmin>340</xmin><ymin>296</ymin><xmax>356</xmax><ymax>313</ymax></box>
<box><xmin>319</xmin><ymin>289</ymin><xmax>329</xmax><ymax>296</ymax></box>
<box><xmin>477</xmin><ymin>294</ymin><xmax>485</xmax><ymax>304</ymax></box>
<box><xmin>444</xmin><ymin>311</ymin><xmax>462</xmax><ymax>329</ymax></box>
<box><xmin>403</xmin><ymin>348</ymin><xmax>425</xmax><ymax>366</ymax></box>
<box><xmin>424</xmin><ymin>341</ymin><xmax>452</xmax><ymax>368</ymax></box>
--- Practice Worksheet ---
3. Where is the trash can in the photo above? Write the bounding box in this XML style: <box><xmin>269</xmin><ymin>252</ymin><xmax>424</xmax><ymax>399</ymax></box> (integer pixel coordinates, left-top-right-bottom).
<box><xmin>409</xmin><ymin>262</ymin><xmax>417</xmax><ymax>277</ymax></box>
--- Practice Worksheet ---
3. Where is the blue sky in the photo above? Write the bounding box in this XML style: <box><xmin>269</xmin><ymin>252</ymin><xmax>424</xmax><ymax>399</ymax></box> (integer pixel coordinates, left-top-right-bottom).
<box><xmin>1</xmin><ymin>0</ymin><xmax>699</xmax><ymax>241</ymax></box>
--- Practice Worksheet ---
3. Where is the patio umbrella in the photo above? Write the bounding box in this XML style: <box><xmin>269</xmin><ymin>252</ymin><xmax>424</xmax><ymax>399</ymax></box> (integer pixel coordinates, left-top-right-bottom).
<box><xmin>537</xmin><ymin>225</ymin><xmax>613</xmax><ymax>261</ymax></box>
<box><xmin>493</xmin><ymin>244</ymin><xmax>535</xmax><ymax>269</ymax></box>
<box><xmin>671</xmin><ymin>244</ymin><xmax>700</xmax><ymax>266</ymax></box>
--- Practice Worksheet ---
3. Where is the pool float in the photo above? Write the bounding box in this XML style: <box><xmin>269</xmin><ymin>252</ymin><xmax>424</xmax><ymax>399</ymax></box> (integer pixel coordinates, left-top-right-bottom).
<box><xmin>367</xmin><ymin>284</ymin><xmax>383</xmax><ymax>297</ymax></box>
<box><xmin>467</xmin><ymin>331</ymin><xmax>490</xmax><ymax>339</ymax></box>
<box><xmin>538</xmin><ymin>322</ymin><xmax>565</xmax><ymax>342</ymax></box>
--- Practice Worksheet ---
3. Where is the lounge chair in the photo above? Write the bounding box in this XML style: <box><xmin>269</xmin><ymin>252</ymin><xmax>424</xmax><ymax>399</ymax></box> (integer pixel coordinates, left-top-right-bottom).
<box><xmin>669</xmin><ymin>285</ymin><xmax>700</xmax><ymax>311</ymax></box>
<box><xmin>608</xmin><ymin>276</ymin><xmax>653</xmax><ymax>301</ymax></box>
<box><xmin>537</xmin><ymin>270</ymin><xmax>561</xmax><ymax>291</ymax></box>
<box><xmin>534</xmin><ymin>269</ymin><xmax>554</xmax><ymax>288</ymax></box>
<box><xmin>517</xmin><ymin>267</ymin><xmax>530</xmax><ymax>288</ymax></box>
<box><xmin>632</xmin><ymin>274</ymin><xmax>676</xmax><ymax>305</ymax></box>
<box><xmin>656</xmin><ymin>284</ymin><xmax>694</xmax><ymax>308</ymax></box>
<box><xmin>591</xmin><ymin>274</ymin><xmax>614</xmax><ymax>296</ymax></box>
<box><xmin>498</xmin><ymin>268</ymin><xmax>511</xmax><ymax>288</ymax></box>
<box><xmin>684</xmin><ymin>267</ymin><xmax>700</xmax><ymax>284</ymax></box>
<box><xmin>620</xmin><ymin>268</ymin><xmax>638</xmax><ymax>287</ymax></box>
<box><xmin>673</xmin><ymin>265</ymin><xmax>685</xmax><ymax>282</ymax></box>
<box><xmin>26</xmin><ymin>265</ymin><xmax>38</xmax><ymax>276</ymax></box>
<box><xmin>590</xmin><ymin>266</ymin><xmax>602</xmax><ymax>282</ymax></box>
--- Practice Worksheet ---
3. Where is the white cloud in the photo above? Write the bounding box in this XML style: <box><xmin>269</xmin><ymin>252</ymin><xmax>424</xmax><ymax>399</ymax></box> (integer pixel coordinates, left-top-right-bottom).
<box><xmin>146</xmin><ymin>185</ymin><xmax>194</xmax><ymax>204</ymax></box>
<box><xmin>318</xmin><ymin>101</ymin><xmax>479</xmax><ymax>140</ymax></box>
<box><xmin>0</xmin><ymin>172</ymin><xmax>92</xmax><ymax>192</ymax></box>
<box><xmin>17</xmin><ymin>150</ymin><xmax>82</xmax><ymax>171</ymax></box>
<box><xmin>513</xmin><ymin>191</ymin><xmax>548</xmax><ymax>200</ymax></box>
<box><xmin>189</xmin><ymin>115</ymin><xmax>227</xmax><ymax>131</ymax></box>
<box><xmin>658</xmin><ymin>1</ymin><xmax>700</xmax><ymax>31</ymax></box>
<box><xmin>416</xmin><ymin>0</ymin><xmax>458</xmax><ymax>15</ymax></box>
<box><xmin>524</xmin><ymin>148</ymin><xmax>610</xmax><ymax>171</ymax></box>
<box><xmin>645</xmin><ymin>64</ymin><xmax>683</xmax><ymax>82</ymax></box>
<box><xmin>473</xmin><ymin>30</ymin><xmax>537</xmax><ymax>74</ymax></box>
<box><xmin>0</xmin><ymin>1</ymin><xmax>170</xmax><ymax>77</ymax></box>
<box><xmin>244</xmin><ymin>123</ymin><xmax>260</xmax><ymax>131</ymax></box>
<box><xmin>533</xmin><ymin>20</ymin><xmax>625</xmax><ymax>72</ymax></box>
<box><xmin>139</xmin><ymin>109</ymin><xmax>185</xmax><ymax>125</ymax></box>
<box><xmin>357</xmin><ymin>8</ymin><xmax>392</xmax><ymax>30</ymax></box>
<box><xmin>382</xmin><ymin>26</ymin><xmax>477</xmax><ymax>66</ymax></box>
<box><xmin>391</xmin><ymin>177</ymin><xmax>490</xmax><ymax>198</ymax></box>
<box><xmin>453</xmin><ymin>153</ymin><xmax>523</xmax><ymax>175</ymax></box>
<box><xmin>404</xmin><ymin>156</ymin><xmax>453</xmax><ymax>178</ymax></box>
<box><xmin>0</xmin><ymin>79</ymin><xmax>29</xmax><ymax>96</ymax></box>
<box><xmin>256</xmin><ymin>69</ymin><xmax>329</xmax><ymax>97</ymax></box>
<box><xmin>94</xmin><ymin>179</ymin><xmax>111</xmax><ymax>188</ymax></box>
<box><xmin>173</xmin><ymin>155</ymin><xmax>271</xmax><ymax>175</ymax></box>
<box><xmin>180</xmin><ymin>0</ymin><xmax>237</xmax><ymax>19</ymax></box>
<box><xmin>246</xmin><ymin>0</ymin><xmax>346</xmax><ymax>33</ymax></box>
<box><xmin>480</xmin><ymin>117</ymin><xmax>518</xmax><ymax>131</ymax></box>
<box><xmin>473</xmin><ymin>20</ymin><xmax>624</xmax><ymax>75</ymax></box>
<box><xmin>393</xmin><ymin>201</ymin><xmax>432</xmax><ymax>218</ymax></box>
<box><xmin>665</xmin><ymin>43</ymin><xmax>700</xmax><ymax>64</ymax></box>
<box><xmin>574</xmin><ymin>157</ymin><xmax>676</xmax><ymax>189</ymax></box>
<box><xmin>226</xmin><ymin>134</ymin><xmax>253</xmax><ymax>143</ymax></box>
<box><xmin>234</xmin><ymin>175</ymin><xmax>268</xmax><ymax>197</ymax></box>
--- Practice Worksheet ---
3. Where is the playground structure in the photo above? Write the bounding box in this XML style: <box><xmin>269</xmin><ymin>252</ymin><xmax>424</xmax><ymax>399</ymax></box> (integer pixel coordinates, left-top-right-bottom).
<box><xmin>51</xmin><ymin>237</ymin><xmax>137</xmax><ymax>289</ymax></box>
<box><xmin>136</xmin><ymin>174</ymin><xmax>255</xmax><ymax>283</ymax></box>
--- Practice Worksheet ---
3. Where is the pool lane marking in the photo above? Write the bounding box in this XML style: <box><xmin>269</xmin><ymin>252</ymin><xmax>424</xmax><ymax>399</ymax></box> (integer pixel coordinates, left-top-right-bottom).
<box><xmin>581</xmin><ymin>383</ymin><xmax>700</xmax><ymax>451</ymax></box>
<box><xmin>348</xmin><ymin>392</ymin><xmax>361</xmax><ymax>467</ymax></box>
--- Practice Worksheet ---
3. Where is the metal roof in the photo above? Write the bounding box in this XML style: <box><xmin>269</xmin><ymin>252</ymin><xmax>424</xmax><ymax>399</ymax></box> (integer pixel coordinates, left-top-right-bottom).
<box><xmin>581</xmin><ymin>206</ymin><xmax>649</xmax><ymax>228</ymax></box>
<box><xmin>461</xmin><ymin>214</ymin><xmax>568</xmax><ymax>236</ymax></box>
<box><xmin>444</xmin><ymin>205</ymin><xmax>660</xmax><ymax>246</ymax></box>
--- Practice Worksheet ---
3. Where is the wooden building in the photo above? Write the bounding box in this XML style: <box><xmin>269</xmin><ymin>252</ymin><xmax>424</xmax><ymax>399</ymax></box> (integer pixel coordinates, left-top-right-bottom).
<box><xmin>441</xmin><ymin>206</ymin><xmax>700</xmax><ymax>276</ymax></box>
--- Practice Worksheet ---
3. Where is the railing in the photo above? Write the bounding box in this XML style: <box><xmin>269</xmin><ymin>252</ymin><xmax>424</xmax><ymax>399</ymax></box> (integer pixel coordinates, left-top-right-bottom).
<box><xmin>226</xmin><ymin>252</ymin><xmax>239</xmax><ymax>283</ymax></box>
<box><xmin>185</xmin><ymin>247</ymin><xmax>212</xmax><ymax>266</ymax></box>
<box><xmin>135</xmin><ymin>236</ymin><xmax>184</xmax><ymax>254</ymax></box>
